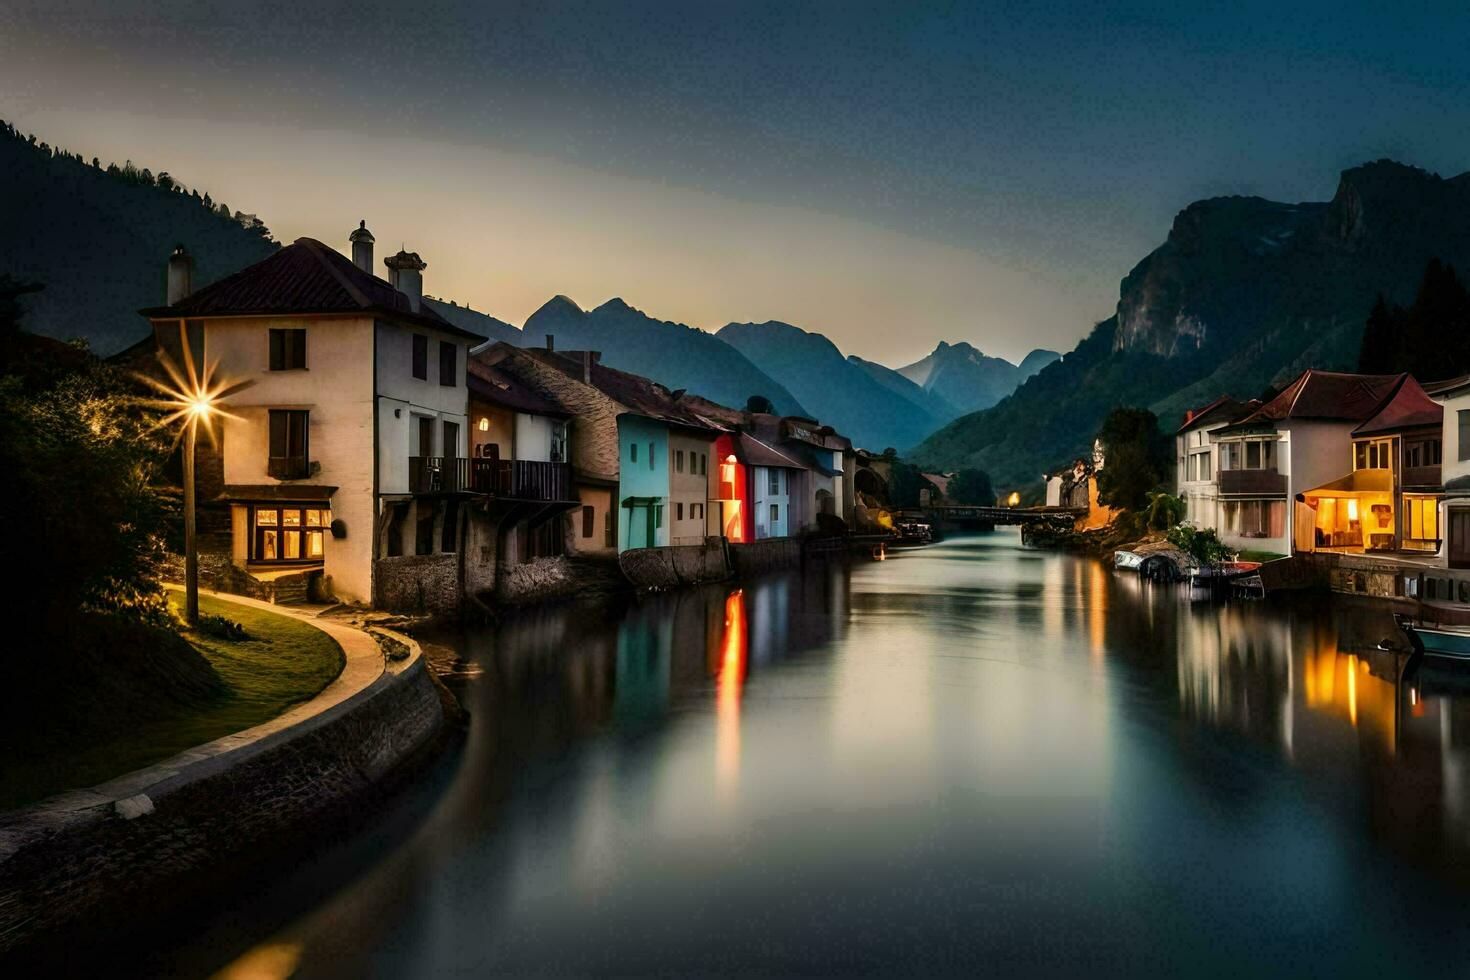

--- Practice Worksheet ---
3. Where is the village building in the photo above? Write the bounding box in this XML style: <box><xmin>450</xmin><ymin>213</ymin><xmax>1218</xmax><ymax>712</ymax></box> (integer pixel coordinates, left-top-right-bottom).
<box><xmin>1294</xmin><ymin>375</ymin><xmax>1443</xmax><ymax>555</ymax></box>
<box><xmin>1209</xmin><ymin>370</ymin><xmax>1401</xmax><ymax>556</ymax></box>
<box><xmin>474</xmin><ymin>341</ymin><xmax>721</xmax><ymax>554</ymax></box>
<box><xmin>1175</xmin><ymin>396</ymin><xmax>1258</xmax><ymax>530</ymax></box>
<box><xmin>140</xmin><ymin>228</ymin><xmax>485</xmax><ymax>605</ymax></box>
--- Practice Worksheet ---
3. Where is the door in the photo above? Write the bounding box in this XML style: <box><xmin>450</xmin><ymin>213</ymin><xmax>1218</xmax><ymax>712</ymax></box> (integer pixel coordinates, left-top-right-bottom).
<box><xmin>1450</xmin><ymin>508</ymin><xmax>1470</xmax><ymax>569</ymax></box>
<box><xmin>417</xmin><ymin>417</ymin><xmax>435</xmax><ymax>457</ymax></box>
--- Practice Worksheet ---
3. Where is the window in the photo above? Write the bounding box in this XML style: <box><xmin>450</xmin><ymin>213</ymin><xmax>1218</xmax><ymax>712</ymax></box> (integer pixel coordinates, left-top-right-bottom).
<box><xmin>582</xmin><ymin>505</ymin><xmax>595</xmax><ymax>538</ymax></box>
<box><xmin>550</xmin><ymin>421</ymin><xmax>567</xmax><ymax>463</ymax></box>
<box><xmin>268</xmin><ymin>328</ymin><xmax>306</xmax><ymax>370</ymax></box>
<box><xmin>770</xmin><ymin>503</ymin><xmax>780</xmax><ymax>525</ymax></box>
<box><xmin>442</xmin><ymin>420</ymin><xmax>459</xmax><ymax>458</ymax></box>
<box><xmin>1461</xmin><ymin>412</ymin><xmax>1470</xmax><ymax>462</ymax></box>
<box><xmin>1221</xmin><ymin>439</ymin><xmax>1274</xmax><ymax>471</ymax></box>
<box><xmin>439</xmin><ymin>340</ymin><xmax>457</xmax><ymax>387</ymax></box>
<box><xmin>412</xmin><ymin>334</ymin><xmax>428</xmax><ymax>380</ymax></box>
<box><xmin>630</xmin><ymin>442</ymin><xmax>638</xmax><ymax>463</ymax></box>
<box><xmin>648</xmin><ymin>443</ymin><xmax>655</xmax><ymax>470</ymax></box>
<box><xmin>252</xmin><ymin>506</ymin><xmax>330</xmax><ymax>562</ymax></box>
<box><xmin>693</xmin><ymin>503</ymin><xmax>703</xmax><ymax>520</ymax></box>
<box><xmin>1354</xmin><ymin>438</ymin><xmax>1392</xmax><ymax>470</ymax></box>
<box><xmin>676</xmin><ymin>450</ymin><xmax>685</xmax><ymax>473</ymax></box>
<box><xmin>1406</xmin><ymin>439</ymin><xmax>1442</xmax><ymax>467</ymax></box>
<box><xmin>676</xmin><ymin>502</ymin><xmax>684</xmax><ymax>521</ymax></box>
<box><xmin>1406</xmin><ymin>496</ymin><xmax>1439</xmax><ymax>543</ymax></box>
<box><xmin>268</xmin><ymin>410</ymin><xmax>308</xmax><ymax>478</ymax></box>
<box><xmin>768</xmin><ymin>469</ymin><xmax>780</xmax><ymax>495</ymax></box>
<box><xmin>699</xmin><ymin>453</ymin><xmax>707</xmax><ymax>476</ymax></box>
<box><xmin>417</xmin><ymin>416</ymin><xmax>434</xmax><ymax>457</ymax></box>
<box><xmin>1222</xmin><ymin>500</ymin><xmax>1286</xmax><ymax>538</ymax></box>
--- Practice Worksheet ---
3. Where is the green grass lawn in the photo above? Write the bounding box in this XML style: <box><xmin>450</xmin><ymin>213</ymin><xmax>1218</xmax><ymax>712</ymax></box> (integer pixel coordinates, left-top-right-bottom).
<box><xmin>1237</xmin><ymin>549</ymin><xmax>1288</xmax><ymax>562</ymax></box>
<box><xmin>1</xmin><ymin>590</ymin><xmax>345</xmax><ymax>811</ymax></box>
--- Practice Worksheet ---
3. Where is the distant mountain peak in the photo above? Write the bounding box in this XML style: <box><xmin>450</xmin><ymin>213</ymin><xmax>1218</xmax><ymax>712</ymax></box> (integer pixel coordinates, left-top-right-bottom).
<box><xmin>535</xmin><ymin>294</ymin><xmax>584</xmax><ymax>317</ymax></box>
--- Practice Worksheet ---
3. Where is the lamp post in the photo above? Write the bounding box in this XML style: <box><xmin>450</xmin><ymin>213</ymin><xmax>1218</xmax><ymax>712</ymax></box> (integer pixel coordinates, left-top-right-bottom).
<box><xmin>137</xmin><ymin>327</ymin><xmax>245</xmax><ymax>629</ymax></box>
<box><xmin>182</xmin><ymin>392</ymin><xmax>215</xmax><ymax>626</ymax></box>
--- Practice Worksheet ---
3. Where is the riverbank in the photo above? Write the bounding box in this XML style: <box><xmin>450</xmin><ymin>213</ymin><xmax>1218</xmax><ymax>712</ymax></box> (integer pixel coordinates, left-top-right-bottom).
<box><xmin>0</xmin><ymin>590</ymin><xmax>454</xmax><ymax>959</ymax></box>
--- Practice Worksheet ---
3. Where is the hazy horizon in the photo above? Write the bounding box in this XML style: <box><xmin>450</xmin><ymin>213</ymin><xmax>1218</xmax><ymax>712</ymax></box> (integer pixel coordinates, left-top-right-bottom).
<box><xmin>5</xmin><ymin>1</ymin><xmax>1470</xmax><ymax>366</ymax></box>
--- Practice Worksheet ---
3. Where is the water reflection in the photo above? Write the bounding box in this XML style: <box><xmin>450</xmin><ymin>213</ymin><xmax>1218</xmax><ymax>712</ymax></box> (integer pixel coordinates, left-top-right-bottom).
<box><xmin>160</xmin><ymin>535</ymin><xmax>1470</xmax><ymax>977</ymax></box>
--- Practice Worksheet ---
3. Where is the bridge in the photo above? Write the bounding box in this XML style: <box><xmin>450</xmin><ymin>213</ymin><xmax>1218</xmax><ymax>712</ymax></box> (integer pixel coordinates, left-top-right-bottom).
<box><xmin>908</xmin><ymin>505</ymin><xmax>1087</xmax><ymax>528</ymax></box>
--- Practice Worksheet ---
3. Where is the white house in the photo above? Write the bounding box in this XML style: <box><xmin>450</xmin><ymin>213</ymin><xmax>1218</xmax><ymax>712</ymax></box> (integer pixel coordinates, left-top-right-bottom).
<box><xmin>1175</xmin><ymin>396</ymin><xmax>1258</xmax><ymax>530</ymax></box>
<box><xmin>143</xmin><ymin>227</ymin><xmax>485</xmax><ymax>604</ymax></box>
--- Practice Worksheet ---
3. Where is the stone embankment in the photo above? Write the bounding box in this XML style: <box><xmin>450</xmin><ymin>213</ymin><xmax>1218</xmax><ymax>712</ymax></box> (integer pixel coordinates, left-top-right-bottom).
<box><xmin>0</xmin><ymin>592</ymin><xmax>453</xmax><ymax>956</ymax></box>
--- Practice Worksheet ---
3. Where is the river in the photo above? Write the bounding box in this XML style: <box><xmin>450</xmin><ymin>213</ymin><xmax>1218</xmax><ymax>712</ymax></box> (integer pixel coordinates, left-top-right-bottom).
<box><xmin>136</xmin><ymin>533</ymin><xmax>1470</xmax><ymax>975</ymax></box>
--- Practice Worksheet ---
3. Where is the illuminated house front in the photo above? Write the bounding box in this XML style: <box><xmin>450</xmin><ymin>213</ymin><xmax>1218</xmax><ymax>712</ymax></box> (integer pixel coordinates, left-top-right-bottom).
<box><xmin>1295</xmin><ymin>375</ymin><xmax>1442</xmax><ymax>554</ymax></box>
<box><xmin>713</xmin><ymin>434</ymin><xmax>749</xmax><ymax>542</ymax></box>
<box><xmin>1210</xmin><ymin>370</ymin><xmax>1401</xmax><ymax>558</ymax></box>
<box><xmin>1175</xmin><ymin>395</ymin><xmax>1258</xmax><ymax>530</ymax></box>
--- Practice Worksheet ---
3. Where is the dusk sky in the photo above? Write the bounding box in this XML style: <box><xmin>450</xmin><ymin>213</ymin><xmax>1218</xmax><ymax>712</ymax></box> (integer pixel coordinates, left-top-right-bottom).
<box><xmin>5</xmin><ymin>1</ymin><xmax>1470</xmax><ymax>365</ymax></box>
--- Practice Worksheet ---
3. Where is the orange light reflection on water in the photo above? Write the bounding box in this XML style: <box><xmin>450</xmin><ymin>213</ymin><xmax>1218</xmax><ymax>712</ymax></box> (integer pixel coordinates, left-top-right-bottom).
<box><xmin>717</xmin><ymin>589</ymin><xmax>748</xmax><ymax>798</ymax></box>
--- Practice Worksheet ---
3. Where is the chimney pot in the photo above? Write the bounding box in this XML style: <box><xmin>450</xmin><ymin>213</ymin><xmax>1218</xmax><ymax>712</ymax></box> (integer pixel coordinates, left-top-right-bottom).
<box><xmin>383</xmin><ymin>248</ymin><xmax>427</xmax><ymax>312</ymax></box>
<box><xmin>166</xmin><ymin>244</ymin><xmax>194</xmax><ymax>306</ymax></box>
<box><xmin>583</xmin><ymin>350</ymin><xmax>592</xmax><ymax>383</ymax></box>
<box><xmin>546</xmin><ymin>334</ymin><xmax>555</xmax><ymax>353</ymax></box>
<box><xmin>349</xmin><ymin>219</ymin><xmax>375</xmax><ymax>274</ymax></box>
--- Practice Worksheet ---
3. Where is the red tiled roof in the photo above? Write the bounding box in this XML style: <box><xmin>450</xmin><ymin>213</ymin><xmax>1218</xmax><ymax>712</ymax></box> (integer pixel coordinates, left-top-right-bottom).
<box><xmin>1353</xmin><ymin>375</ymin><xmax>1443</xmax><ymax>435</ymax></box>
<box><xmin>468</xmin><ymin>357</ymin><xmax>570</xmax><ymax>418</ymax></box>
<box><xmin>1176</xmin><ymin>395</ymin><xmax>1259</xmax><ymax>433</ymax></box>
<box><xmin>140</xmin><ymin>238</ymin><xmax>486</xmax><ymax>340</ymax></box>
<box><xmin>1227</xmin><ymin>370</ymin><xmax>1403</xmax><ymax>428</ymax></box>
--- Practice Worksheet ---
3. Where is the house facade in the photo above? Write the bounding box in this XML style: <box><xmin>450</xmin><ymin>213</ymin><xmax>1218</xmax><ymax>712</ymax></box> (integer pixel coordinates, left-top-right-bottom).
<box><xmin>1175</xmin><ymin>396</ymin><xmax>1256</xmax><ymax>530</ymax></box>
<box><xmin>142</xmin><ymin>231</ymin><xmax>484</xmax><ymax>604</ymax></box>
<box><xmin>1208</xmin><ymin>371</ymin><xmax>1400</xmax><ymax>556</ymax></box>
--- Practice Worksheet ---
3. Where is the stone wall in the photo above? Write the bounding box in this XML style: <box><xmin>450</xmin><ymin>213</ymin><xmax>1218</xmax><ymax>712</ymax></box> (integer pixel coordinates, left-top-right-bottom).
<box><xmin>0</xmin><ymin>658</ymin><xmax>446</xmax><ymax>956</ymax></box>
<box><xmin>730</xmin><ymin>538</ymin><xmax>803</xmax><ymax>576</ymax></box>
<box><xmin>373</xmin><ymin>552</ymin><xmax>461</xmax><ymax>615</ymax></box>
<box><xmin>619</xmin><ymin>539</ymin><xmax>730</xmax><ymax>589</ymax></box>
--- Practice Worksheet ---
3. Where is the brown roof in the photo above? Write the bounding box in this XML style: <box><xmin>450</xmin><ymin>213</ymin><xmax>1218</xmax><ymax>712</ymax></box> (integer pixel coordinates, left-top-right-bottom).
<box><xmin>1176</xmin><ymin>395</ymin><xmax>1259</xmax><ymax>433</ymax></box>
<box><xmin>1353</xmin><ymin>375</ymin><xmax>1443</xmax><ymax>436</ymax></box>
<box><xmin>518</xmin><ymin>346</ymin><xmax>722</xmax><ymax>434</ymax></box>
<box><xmin>467</xmin><ymin>356</ymin><xmax>570</xmax><ymax>418</ymax></box>
<box><xmin>735</xmin><ymin>432</ymin><xmax>807</xmax><ymax>469</ymax></box>
<box><xmin>140</xmin><ymin>238</ymin><xmax>486</xmax><ymax>340</ymax></box>
<box><xmin>1223</xmin><ymin>370</ymin><xmax>1403</xmax><ymax>430</ymax></box>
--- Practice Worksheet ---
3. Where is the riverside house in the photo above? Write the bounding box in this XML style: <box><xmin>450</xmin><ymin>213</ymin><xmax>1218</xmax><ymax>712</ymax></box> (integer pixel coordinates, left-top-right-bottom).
<box><xmin>1207</xmin><ymin>370</ymin><xmax>1402</xmax><ymax>556</ymax></box>
<box><xmin>1175</xmin><ymin>396</ymin><xmax>1258</xmax><ymax>530</ymax></box>
<box><xmin>1294</xmin><ymin>375</ymin><xmax>1443</xmax><ymax>556</ymax></box>
<box><xmin>141</xmin><ymin>227</ymin><xmax>485</xmax><ymax>605</ymax></box>
<box><xmin>474</xmin><ymin>341</ymin><xmax>722</xmax><ymax>553</ymax></box>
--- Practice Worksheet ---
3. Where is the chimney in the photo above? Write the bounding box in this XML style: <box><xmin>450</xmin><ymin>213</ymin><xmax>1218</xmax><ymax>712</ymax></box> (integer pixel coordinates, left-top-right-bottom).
<box><xmin>166</xmin><ymin>244</ymin><xmax>194</xmax><ymax>306</ymax></box>
<box><xmin>546</xmin><ymin>334</ymin><xmax>554</xmax><ymax>353</ymax></box>
<box><xmin>383</xmin><ymin>249</ymin><xmax>427</xmax><ymax>312</ymax></box>
<box><xmin>582</xmin><ymin>350</ymin><xmax>593</xmax><ymax>383</ymax></box>
<box><xmin>349</xmin><ymin>220</ymin><xmax>375</xmax><ymax>273</ymax></box>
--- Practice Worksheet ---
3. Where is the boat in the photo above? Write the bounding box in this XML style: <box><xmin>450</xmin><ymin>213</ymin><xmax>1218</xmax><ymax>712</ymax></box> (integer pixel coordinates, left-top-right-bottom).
<box><xmin>1401</xmin><ymin>621</ymin><xmax>1470</xmax><ymax>661</ymax></box>
<box><xmin>1113</xmin><ymin>550</ymin><xmax>1144</xmax><ymax>572</ymax></box>
<box><xmin>1188</xmin><ymin>561</ymin><xmax>1262</xmax><ymax>585</ymax></box>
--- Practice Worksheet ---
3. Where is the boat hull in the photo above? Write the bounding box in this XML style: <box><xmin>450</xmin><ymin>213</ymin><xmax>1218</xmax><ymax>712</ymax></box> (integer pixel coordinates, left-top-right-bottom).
<box><xmin>1416</xmin><ymin>627</ymin><xmax>1470</xmax><ymax>660</ymax></box>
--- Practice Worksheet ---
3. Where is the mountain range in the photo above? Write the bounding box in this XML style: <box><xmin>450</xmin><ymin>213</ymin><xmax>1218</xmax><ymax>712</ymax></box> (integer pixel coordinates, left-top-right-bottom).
<box><xmin>0</xmin><ymin>117</ymin><xmax>1093</xmax><ymax>451</ymax></box>
<box><xmin>912</xmin><ymin>160</ymin><xmax>1470</xmax><ymax>493</ymax></box>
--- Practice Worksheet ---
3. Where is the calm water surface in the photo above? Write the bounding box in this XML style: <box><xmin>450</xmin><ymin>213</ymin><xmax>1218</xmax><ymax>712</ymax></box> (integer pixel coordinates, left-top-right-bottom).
<box><xmin>189</xmin><ymin>533</ymin><xmax>1470</xmax><ymax>975</ymax></box>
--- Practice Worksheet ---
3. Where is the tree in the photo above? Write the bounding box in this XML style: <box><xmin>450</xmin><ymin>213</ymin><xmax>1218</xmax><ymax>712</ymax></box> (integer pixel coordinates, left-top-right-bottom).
<box><xmin>947</xmin><ymin>467</ymin><xmax>995</xmax><ymax>505</ymax></box>
<box><xmin>1356</xmin><ymin>294</ymin><xmax>1397</xmax><ymax>373</ymax></box>
<box><xmin>745</xmin><ymin>394</ymin><xmax>774</xmax><ymax>414</ymax></box>
<box><xmin>1142</xmin><ymin>490</ymin><xmax>1186</xmax><ymax>530</ymax></box>
<box><xmin>1095</xmin><ymin>407</ymin><xmax>1169</xmax><ymax>511</ymax></box>
<box><xmin>1356</xmin><ymin>260</ymin><xmax>1470</xmax><ymax>380</ymax></box>
<box><xmin>1167</xmin><ymin>524</ymin><xmax>1234</xmax><ymax>566</ymax></box>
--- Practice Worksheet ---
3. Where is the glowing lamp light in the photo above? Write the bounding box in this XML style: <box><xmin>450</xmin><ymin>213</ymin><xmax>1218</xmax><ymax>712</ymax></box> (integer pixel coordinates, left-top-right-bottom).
<box><xmin>477</xmin><ymin>417</ymin><xmax>490</xmax><ymax>431</ymax></box>
<box><xmin>1007</xmin><ymin>491</ymin><xmax>1021</xmax><ymax>507</ymax></box>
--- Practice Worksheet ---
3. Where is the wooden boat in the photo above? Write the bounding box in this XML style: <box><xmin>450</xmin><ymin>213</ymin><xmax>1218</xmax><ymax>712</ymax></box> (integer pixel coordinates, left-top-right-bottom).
<box><xmin>1402</xmin><ymin>621</ymin><xmax>1470</xmax><ymax>661</ymax></box>
<box><xmin>1113</xmin><ymin>550</ymin><xmax>1144</xmax><ymax>572</ymax></box>
<box><xmin>1189</xmin><ymin>561</ymin><xmax>1261</xmax><ymax>585</ymax></box>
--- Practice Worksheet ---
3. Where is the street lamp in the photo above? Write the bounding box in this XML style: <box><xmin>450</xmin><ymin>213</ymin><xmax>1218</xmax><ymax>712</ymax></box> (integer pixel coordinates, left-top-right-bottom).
<box><xmin>138</xmin><ymin>325</ymin><xmax>248</xmax><ymax>626</ymax></box>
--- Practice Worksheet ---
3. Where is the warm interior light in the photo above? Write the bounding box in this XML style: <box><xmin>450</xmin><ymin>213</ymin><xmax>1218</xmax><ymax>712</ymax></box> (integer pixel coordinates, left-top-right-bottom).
<box><xmin>478</xmin><ymin>416</ymin><xmax>490</xmax><ymax>431</ymax></box>
<box><xmin>1007</xmin><ymin>491</ymin><xmax>1021</xmax><ymax>506</ymax></box>
<box><xmin>1347</xmin><ymin>498</ymin><xmax>1359</xmax><ymax>522</ymax></box>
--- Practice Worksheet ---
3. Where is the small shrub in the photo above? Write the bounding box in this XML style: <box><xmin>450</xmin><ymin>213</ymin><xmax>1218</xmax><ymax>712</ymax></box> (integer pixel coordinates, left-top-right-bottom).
<box><xmin>1166</xmin><ymin>524</ymin><xmax>1236</xmax><ymax>566</ymax></box>
<box><xmin>197</xmin><ymin>613</ymin><xmax>249</xmax><ymax>642</ymax></box>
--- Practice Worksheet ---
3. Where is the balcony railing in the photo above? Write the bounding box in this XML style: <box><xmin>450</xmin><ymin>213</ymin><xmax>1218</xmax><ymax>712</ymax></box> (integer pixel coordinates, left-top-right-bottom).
<box><xmin>1219</xmin><ymin>468</ymin><xmax>1287</xmax><ymax>495</ymax></box>
<box><xmin>1402</xmin><ymin>464</ymin><xmax>1443</xmax><ymax>489</ymax></box>
<box><xmin>409</xmin><ymin>456</ymin><xmax>571</xmax><ymax>501</ymax></box>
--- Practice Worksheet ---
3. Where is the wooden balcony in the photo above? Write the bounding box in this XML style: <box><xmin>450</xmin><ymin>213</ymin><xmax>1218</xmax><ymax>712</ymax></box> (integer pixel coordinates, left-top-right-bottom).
<box><xmin>1218</xmin><ymin>468</ymin><xmax>1287</xmax><ymax>495</ymax></box>
<box><xmin>409</xmin><ymin>456</ymin><xmax>572</xmax><ymax>501</ymax></box>
<box><xmin>1402</xmin><ymin>464</ymin><xmax>1442</xmax><ymax>489</ymax></box>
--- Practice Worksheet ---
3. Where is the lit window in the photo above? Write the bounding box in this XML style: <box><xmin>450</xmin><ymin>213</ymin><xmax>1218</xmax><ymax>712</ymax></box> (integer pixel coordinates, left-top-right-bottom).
<box><xmin>478</xmin><ymin>417</ymin><xmax>490</xmax><ymax>432</ymax></box>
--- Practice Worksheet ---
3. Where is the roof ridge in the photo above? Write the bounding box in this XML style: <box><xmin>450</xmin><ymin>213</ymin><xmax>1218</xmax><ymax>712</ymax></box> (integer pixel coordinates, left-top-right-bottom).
<box><xmin>295</xmin><ymin>237</ymin><xmax>373</xmax><ymax>310</ymax></box>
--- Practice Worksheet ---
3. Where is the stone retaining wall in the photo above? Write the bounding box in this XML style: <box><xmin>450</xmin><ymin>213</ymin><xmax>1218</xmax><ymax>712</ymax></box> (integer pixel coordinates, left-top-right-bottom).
<box><xmin>374</xmin><ymin>552</ymin><xmax>461</xmax><ymax>615</ymax></box>
<box><xmin>730</xmin><ymin>538</ymin><xmax>803</xmax><ymax>576</ymax></box>
<box><xmin>619</xmin><ymin>539</ymin><xmax>731</xmax><ymax>589</ymax></box>
<box><xmin>0</xmin><ymin>652</ymin><xmax>446</xmax><ymax>955</ymax></box>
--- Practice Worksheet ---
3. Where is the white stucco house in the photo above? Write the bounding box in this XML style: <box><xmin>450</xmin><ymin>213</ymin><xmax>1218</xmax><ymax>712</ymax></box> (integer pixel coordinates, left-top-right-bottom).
<box><xmin>142</xmin><ymin>227</ymin><xmax>486</xmax><ymax>604</ymax></box>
